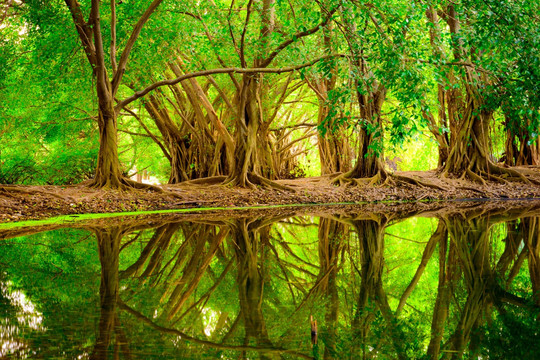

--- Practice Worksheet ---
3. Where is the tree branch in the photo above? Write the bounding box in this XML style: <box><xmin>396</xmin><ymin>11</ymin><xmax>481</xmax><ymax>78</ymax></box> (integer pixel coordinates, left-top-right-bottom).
<box><xmin>63</xmin><ymin>0</ymin><xmax>96</xmax><ymax>66</ymax></box>
<box><xmin>239</xmin><ymin>0</ymin><xmax>254</xmax><ymax>68</ymax></box>
<box><xmin>111</xmin><ymin>0</ymin><xmax>165</xmax><ymax>95</ymax></box>
<box><xmin>110</xmin><ymin>0</ymin><xmax>117</xmax><ymax>73</ymax></box>
<box><xmin>116</xmin><ymin>54</ymin><xmax>346</xmax><ymax>110</ymax></box>
<box><xmin>260</xmin><ymin>6</ymin><xmax>338</xmax><ymax>67</ymax></box>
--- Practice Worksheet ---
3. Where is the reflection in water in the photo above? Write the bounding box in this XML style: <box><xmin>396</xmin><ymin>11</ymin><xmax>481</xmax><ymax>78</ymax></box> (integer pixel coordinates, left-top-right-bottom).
<box><xmin>1</xmin><ymin>209</ymin><xmax>540</xmax><ymax>359</ymax></box>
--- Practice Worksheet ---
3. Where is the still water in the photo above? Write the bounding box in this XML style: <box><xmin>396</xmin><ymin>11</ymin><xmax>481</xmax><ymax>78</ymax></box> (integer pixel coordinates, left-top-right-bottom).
<box><xmin>0</xmin><ymin>205</ymin><xmax>539</xmax><ymax>359</ymax></box>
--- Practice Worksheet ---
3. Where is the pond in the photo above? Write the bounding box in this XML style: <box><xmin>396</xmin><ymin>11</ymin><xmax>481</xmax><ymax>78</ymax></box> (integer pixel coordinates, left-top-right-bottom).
<box><xmin>0</xmin><ymin>202</ymin><xmax>539</xmax><ymax>359</ymax></box>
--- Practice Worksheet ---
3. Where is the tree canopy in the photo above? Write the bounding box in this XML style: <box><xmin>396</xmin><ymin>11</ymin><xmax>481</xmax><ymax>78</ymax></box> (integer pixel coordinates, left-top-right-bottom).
<box><xmin>1</xmin><ymin>0</ymin><xmax>539</xmax><ymax>188</ymax></box>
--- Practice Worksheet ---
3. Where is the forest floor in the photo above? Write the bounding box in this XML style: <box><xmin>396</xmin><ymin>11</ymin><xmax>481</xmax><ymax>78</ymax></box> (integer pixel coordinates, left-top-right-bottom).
<box><xmin>2</xmin><ymin>169</ymin><xmax>540</xmax><ymax>223</ymax></box>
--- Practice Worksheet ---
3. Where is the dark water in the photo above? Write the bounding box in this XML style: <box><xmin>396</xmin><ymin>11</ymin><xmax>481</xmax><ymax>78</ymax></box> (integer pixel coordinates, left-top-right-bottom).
<box><xmin>0</xmin><ymin>206</ymin><xmax>539</xmax><ymax>359</ymax></box>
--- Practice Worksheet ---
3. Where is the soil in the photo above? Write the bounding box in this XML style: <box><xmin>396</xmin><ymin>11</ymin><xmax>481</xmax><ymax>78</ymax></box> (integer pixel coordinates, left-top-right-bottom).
<box><xmin>2</xmin><ymin>169</ymin><xmax>540</xmax><ymax>223</ymax></box>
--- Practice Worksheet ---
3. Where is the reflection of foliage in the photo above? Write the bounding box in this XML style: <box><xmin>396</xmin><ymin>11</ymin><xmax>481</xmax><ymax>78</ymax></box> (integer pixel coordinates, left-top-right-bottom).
<box><xmin>478</xmin><ymin>306</ymin><xmax>540</xmax><ymax>360</ymax></box>
<box><xmin>0</xmin><ymin>229</ymin><xmax>100</xmax><ymax>358</ymax></box>
<box><xmin>1</xmin><ymin>212</ymin><xmax>539</xmax><ymax>358</ymax></box>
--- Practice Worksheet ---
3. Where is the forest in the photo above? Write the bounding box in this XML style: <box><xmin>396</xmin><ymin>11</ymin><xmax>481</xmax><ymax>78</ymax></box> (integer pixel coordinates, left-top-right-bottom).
<box><xmin>1</xmin><ymin>0</ymin><xmax>540</xmax><ymax>220</ymax></box>
<box><xmin>1</xmin><ymin>2</ymin><xmax>540</xmax><ymax>357</ymax></box>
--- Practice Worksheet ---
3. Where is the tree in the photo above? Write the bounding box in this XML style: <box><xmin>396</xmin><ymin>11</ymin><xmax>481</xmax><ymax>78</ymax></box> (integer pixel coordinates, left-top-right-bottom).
<box><xmin>63</xmin><ymin>0</ymin><xmax>166</xmax><ymax>189</ymax></box>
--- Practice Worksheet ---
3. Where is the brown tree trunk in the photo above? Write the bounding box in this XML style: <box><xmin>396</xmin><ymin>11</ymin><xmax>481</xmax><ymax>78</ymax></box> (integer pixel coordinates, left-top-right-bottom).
<box><xmin>348</xmin><ymin>85</ymin><xmax>388</xmax><ymax>180</ymax></box>
<box><xmin>349</xmin><ymin>217</ymin><xmax>407</xmax><ymax>360</ymax></box>
<box><xmin>427</xmin><ymin>222</ymin><xmax>458</xmax><ymax>359</ymax></box>
<box><xmin>437</xmin><ymin>4</ymin><xmax>528</xmax><ymax>183</ymax></box>
<box><xmin>524</xmin><ymin>218</ymin><xmax>540</xmax><ymax>308</ymax></box>
<box><xmin>309</xmin><ymin>22</ymin><xmax>352</xmax><ymax>176</ymax></box>
<box><xmin>336</xmin><ymin>6</ymin><xmax>388</xmax><ymax>184</ymax></box>
<box><xmin>441</xmin><ymin>214</ymin><xmax>494</xmax><ymax>359</ymax></box>
<box><xmin>504</xmin><ymin>115</ymin><xmax>540</xmax><ymax>166</ymax></box>
<box><xmin>424</xmin><ymin>6</ymin><xmax>451</xmax><ymax>168</ymax></box>
<box><xmin>225</xmin><ymin>74</ymin><xmax>265</xmax><ymax>188</ymax></box>
<box><xmin>143</xmin><ymin>94</ymin><xmax>193</xmax><ymax>183</ymax></box>
<box><xmin>65</xmin><ymin>0</ymin><xmax>165</xmax><ymax>189</ymax></box>
<box><xmin>92</xmin><ymin>99</ymin><xmax>125</xmax><ymax>188</ymax></box>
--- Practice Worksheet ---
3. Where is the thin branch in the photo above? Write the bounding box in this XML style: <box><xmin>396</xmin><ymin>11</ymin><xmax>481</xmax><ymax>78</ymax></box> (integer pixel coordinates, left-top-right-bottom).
<box><xmin>239</xmin><ymin>0</ymin><xmax>254</xmax><ymax>68</ymax></box>
<box><xmin>63</xmin><ymin>0</ymin><xmax>97</xmax><ymax>66</ymax></box>
<box><xmin>110</xmin><ymin>0</ymin><xmax>117</xmax><ymax>73</ymax></box>
<box><xmin>111</xmin><ymin>0</ymin><xmax>165</xmax><ymax>95</ymax></box>
<box><xmin>260</xmin><ymin>6</ymin><xmax>338</xmax><ymax>67</ymax></box>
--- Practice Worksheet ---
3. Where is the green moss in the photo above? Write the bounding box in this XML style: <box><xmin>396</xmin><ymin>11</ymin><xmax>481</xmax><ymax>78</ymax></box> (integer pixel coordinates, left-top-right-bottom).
<box><xmin>0</xmin><ymin>202</ymin><xmax>361</xmax><ymax>230</ymax></box>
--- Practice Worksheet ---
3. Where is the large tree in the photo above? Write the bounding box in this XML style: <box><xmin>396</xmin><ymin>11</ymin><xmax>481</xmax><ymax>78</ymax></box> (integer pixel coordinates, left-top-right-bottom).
<box><xmin>63</xmin><ymin>0</ymin><xmax>167</xmax><ymax>188</ymax></box>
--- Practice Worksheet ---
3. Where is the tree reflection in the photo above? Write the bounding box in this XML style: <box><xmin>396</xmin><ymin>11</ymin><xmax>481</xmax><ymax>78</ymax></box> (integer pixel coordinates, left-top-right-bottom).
<box><xmin>1</xmin><ymin>208</ymin><xmax>540</xmax><ymax>358</ymax></box>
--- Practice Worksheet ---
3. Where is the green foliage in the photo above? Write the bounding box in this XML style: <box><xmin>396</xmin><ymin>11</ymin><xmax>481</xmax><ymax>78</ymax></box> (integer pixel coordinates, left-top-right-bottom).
<box><xmin>1</xmin><ymin>0</ymin><xmax>539</xmax><ymax>182</ymax></box>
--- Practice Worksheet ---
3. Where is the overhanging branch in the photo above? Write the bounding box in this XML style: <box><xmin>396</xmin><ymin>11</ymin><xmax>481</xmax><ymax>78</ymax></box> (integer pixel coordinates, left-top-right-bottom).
<box><xmin>116</xmin><ymin>53</ymin><xmax>347</xmax><ymax>111</ymax></box>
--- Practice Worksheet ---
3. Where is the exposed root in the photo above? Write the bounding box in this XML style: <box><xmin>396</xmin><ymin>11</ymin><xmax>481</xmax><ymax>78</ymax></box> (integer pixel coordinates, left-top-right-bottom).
<box><xmin>180</xmin><ymin>176</ymin><xmax>227</xmax><ymax>185</ymax></box>
<box><xmin>442</xmin><ymin>160</ymin><xmax>538</xmax><ymax>186</ymax></box>
<box><xmin>390</xmin><ymin>174</ymin><xmax>449</xmax><ymax>191</ymax></box>
<box><xmin>86</xmin><ymin>177</ymin><xmax>183</xmax><ymax>199</ymax></box>
<box><xmin>221</xmin><ymin>176</ymin><xmax>258</xmax><ymax>190</ymax></box>
<box><xmin>331</xmin><ymin>171</ymin><xmax>384</xmax><ymax>187</ymax></box>
<box><xmin>466</xmin><ymin>168</ymin><xmax>488</xmax><ymax>185</ymax></box>
<box><xmin>221</xmin><ymin>172</ymin><xmax>296</xmax><ymax>192</ymax></box>
<box><xmin>248</xmin><ymin>173</ymin><xmax>296</xmax><ymax>192</ymax></box>
<box><xmin>0</xmin><ymin>186</ymin><xmax>71</xmax><ymax>201</ymax></box>
<box><xmin>330</xmin><ymin>170</ymin><xmax>448</xmax><ymax>192</ymax></box>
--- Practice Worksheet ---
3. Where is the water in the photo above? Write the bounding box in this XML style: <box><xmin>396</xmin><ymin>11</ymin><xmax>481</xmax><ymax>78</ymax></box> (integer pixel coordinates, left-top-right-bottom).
<box><xmin>0</xmin><ymin>204</ymin><xmax>539</xmax><ymax>359</ymax></box>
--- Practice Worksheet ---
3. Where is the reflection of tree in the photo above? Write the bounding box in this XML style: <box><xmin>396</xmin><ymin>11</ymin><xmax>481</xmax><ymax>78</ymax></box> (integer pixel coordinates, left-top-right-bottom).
<box><xmin>441</xmin><ymin>215</ymin><xmax>494</xmax><ymax>358</ymax></box>
<box><xmin>91</xmin><ymin>226</ymin><xmax>133</xmax><ymax>360</ymax></box>
<box><xmin>347</xmin><ymin>216</ymin><xmax>407</xmax><ymax>360</ymax></box>
<box><xmin>230</xmin><ymin>218</ymin><xmax>275</xmax><ymax>359</ymax></box>
<box><xmin>316</xmin><ymin>218</ymin><xmax>347</xmax><ymax>360</ymax></box>
<box><xmin>8</xmin><ymin>209</ymin><xmax>540</xmax><ymax>358</ymax></box>
<box><xmin>523</xmin><ymin>218</ymin><xmax>540</xmax><ymax>309</ymax></box>
<box><xmin>113</xmin><ymin>217</ymin><xmax>314</xmax><ymax>359</ymax></box>
<box><xmin>438</xmin><ymin>214</ymin><xmax>539</xmax><ymax>359</ymax></box>
<box><xmin>426</xmin><ymin>221</ymin><xmax>457</xmax><ymax>359</ymax></box>
<box><xmin>497</xmin><ymin>220</ymin><xmax>527</xmax><ymax>287</ymax></box>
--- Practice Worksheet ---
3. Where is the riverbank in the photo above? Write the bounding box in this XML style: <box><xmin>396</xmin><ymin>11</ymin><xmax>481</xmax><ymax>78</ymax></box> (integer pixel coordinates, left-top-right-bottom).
<box><xmin>2</xmin><ymin>170</ymin><xmax>540</xmax><ymax>223</ymax></box>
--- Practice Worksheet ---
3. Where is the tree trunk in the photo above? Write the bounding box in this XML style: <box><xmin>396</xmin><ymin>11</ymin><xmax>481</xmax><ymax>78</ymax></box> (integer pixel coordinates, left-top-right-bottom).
<box><xmin>231</xmin><ymin>219</ymin><xmax>275</xmax><ymax>354</ymax></box>
<box><xmin>427</xmin><ymin>222</ymin><xmax>457</xmax><ymax>359</ymax></box>
<box><xmin>443</xmin><ymin>101</ymin><xmax>494</xmax><ymax>179</ymax></box>
<box><xmin>225</xmin><ymin>74</ymin><xmax>264</xmax><ymax>187</ymax></box>
<box><xmin>524</xmin><ymin>218</ymin><xmax>540</xmax><ymax>308</ymax></box>
<box><xmin>504</xmin><ymin>115</ymin><xmax>540</xmax><ymax>166</ymax></box>
<box><xmin>441</xmin><ymin>214</ymin><xmax>494</xmax><ymax>359</ymax></box>
<box><xmin>349</xmin><ymin>85</ymin><xmax>387</xmax><ymax>180</ymax></box>
<box><xmin>337</xmin><ymin>6</ymin><xmax>388</xmax><ymax>183</ymax></box>
<box><xmin>349</xmin><ymin>217</ymin><xmax>407</xmax><ymax>360</ymax></box>
<box><xmin>92</xmin><ymin>95</ymin><xmax>125</xmax><ymax>188</ymax></box>
<box><xmin>425</xmin><ymin>6</ymin><xmax>452</xmax><ymax>168</ymax></box>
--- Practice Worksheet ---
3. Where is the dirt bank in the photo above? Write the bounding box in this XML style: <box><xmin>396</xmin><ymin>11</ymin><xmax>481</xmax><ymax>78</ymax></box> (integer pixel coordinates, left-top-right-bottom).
<box><xmin>2</xmin><ymin>170</ymin><xmax>540</xmax><ymax>223</ymax></box>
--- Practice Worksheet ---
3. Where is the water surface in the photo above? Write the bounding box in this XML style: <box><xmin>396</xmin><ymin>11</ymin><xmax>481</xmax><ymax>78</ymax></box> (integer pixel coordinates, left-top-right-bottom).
<box><xmin>1</xmin><ymin>205</ymin><xmax>539</xmax><ymax>359</ymax></box>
